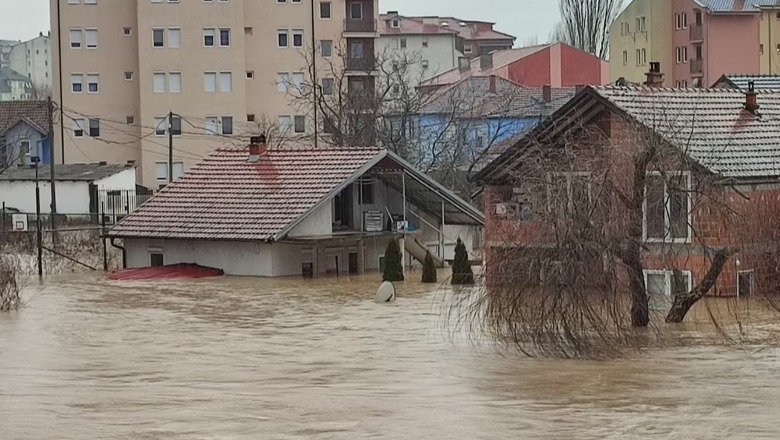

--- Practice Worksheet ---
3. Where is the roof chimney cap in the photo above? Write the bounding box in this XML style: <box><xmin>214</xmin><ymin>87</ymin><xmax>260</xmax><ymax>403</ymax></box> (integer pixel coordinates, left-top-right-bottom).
<box><xmin>745</xmin><ymin>80</ymin><xmax>760</xmax><ymax>114</ymax></box>
<box><xmin>649</xmin><ymin>61</ymin><xmax>660</xmax><ymax>74</ymax></box>
<box><xmin>250</xmin><ymin>134</ymin><xmax>267</xmax><ymax>145</ymax></box>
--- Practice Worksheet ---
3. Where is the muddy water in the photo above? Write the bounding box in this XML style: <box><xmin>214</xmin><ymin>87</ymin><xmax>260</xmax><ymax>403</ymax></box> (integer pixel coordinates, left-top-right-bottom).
<box><xmin>1</xmin><ymin>274</ymin><xmax>780</xmax><ymax>439</ymax></box>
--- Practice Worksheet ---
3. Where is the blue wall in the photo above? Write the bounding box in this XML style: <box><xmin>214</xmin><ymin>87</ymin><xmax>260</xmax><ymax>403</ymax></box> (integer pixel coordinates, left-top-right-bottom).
<box><xmin>1</xmin><ymin>122</ymin><xmax>49</xmax><ymax>166</ymax></box>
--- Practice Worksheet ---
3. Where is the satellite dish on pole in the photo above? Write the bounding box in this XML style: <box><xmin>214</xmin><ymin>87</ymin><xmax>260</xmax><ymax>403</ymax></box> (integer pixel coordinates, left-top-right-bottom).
<box><xmin>375</xmin><ymin>281</ymin><xmax>396</xmax><ymax>303</ymax></box>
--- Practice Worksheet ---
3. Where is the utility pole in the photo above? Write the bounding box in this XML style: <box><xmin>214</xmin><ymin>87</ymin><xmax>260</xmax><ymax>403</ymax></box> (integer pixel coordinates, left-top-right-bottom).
<box><xmin>310</xmin><ymin>0</ymin><xmax>319</xmax><ymax>148</ymax></box>
<box><xmin>34</xmin><ymin>157</ymin><xmax>43</xmax><ymax>277</ymax></box>
<box><xmin>168</xmin><ymin>111</ymin><xmax>174</xmax><ymax>184</ymax></box>
<box><xmin>56</xmin><ymin>0</ymin><xmax>66</xmax><ymax>164</ymax></box>
<box><xmin>47</xmin><ymin>97</ymin><xmax>57</xmax><ymax>232</ymax></box>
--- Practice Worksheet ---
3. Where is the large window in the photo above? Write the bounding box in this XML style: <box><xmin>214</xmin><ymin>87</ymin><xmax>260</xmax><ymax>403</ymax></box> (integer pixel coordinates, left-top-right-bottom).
<box><xmin>153</xmin><ymin>28</ymin><xmax>164</xmax><ymax>47</ymax></box>
<box><xmin>644</xmin><ymin>269</ymin><xmax>692</xmax><ymax>306</ymax></box>
<box><xmin>349</xmin><ymin>1</ymin><xmax>362</xmax><ymax>19</ymax></box>
<box><xmin>644</xmin><ymin>173</ymin><xmax>691</xmax><ymax>242</ymax></box>
<box><xmin>547</xmin><ymin>172</ymin><xmax>592</xmax><ymax>217</ymax></box>
<box><xmin>319</xmin><ymin>1</ymin><xmax>331</xmax><ymax>18</ymax></box>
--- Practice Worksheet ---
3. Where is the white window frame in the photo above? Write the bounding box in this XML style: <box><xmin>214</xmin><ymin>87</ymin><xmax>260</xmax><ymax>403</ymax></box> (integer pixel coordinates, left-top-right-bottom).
<box><xmin>643</xmin><ymin>171</ymin><xmax>693</xmax><ymax>244</ymax></box>
<box><xmin>644</xmin><ymin>269</ymin><xmax>693</xmax><ymax>298</ymax></box>
<box><xmin>203</xmin><ymin>28</ymin><xmax>216</xmax><ymax>47</ymax></box>
<box><xmin>156</xmin><ymin>161</ymin><xmax>168</xmax><ymax>181</ymax></box>
<box><xmin>219</xmin><ymin>27</ymin><xmax>231</xmax><ymax>47</ymax></box>
<box><xmin>292</xmin><ymin>29</ymin><xmax>304</xmax><ymax>48</ymax></box>
<box><xmin>278</xmin><ymin>29</ymin><xmax>289</xmax><ymax>48</ymax></box>
<box><xmin>154</xmin><ymin>117</ymin><xmax>167</xmax><ymax>136</ymax></box>
<box><xmin>319</xmin><ymin>1</ymin><xmax>331</xmax><ymax>19</ymax></box>
<box><xmin>153</xmin><ymin>72</ymin><xmax>167</xmax><ymax>93</ymax></box>
<box><xmin>71</xmin><ymin>73</ymin><xmax>83</xmax><ymax>93</ymax></box>
<box><xmin>152</xmin><ymin>27</ymin><xmax>165</xmax><ymax>47</ymax></box>
<box><xmin>205</xmin><ymin>116</ymin><xmax>219</xmax><ymax>135</ymax></box>
<box><xmin>277</xmin><ymin>72</ymin><xmax>289</xmax><ymax>92</ymax></box>
<box><xmin>204</xmin><ymin>71</ymin><xmax>217</xmax><ymax>92</ymax></box>
<box><xmin>73</xmin><ymin>118</ymin><xmax>85</xmax><ymax>137</ymax></box>
<box><xmin>168</xmin><ymin>27</ymin><xmax>181</xmax><ymax>48</ymax></box>
<box><xmin>85</xmin><ymin>28</ymin><xmax>98</xmax><ymax>49</ymax></box>
<box><xmin>219</xmin><ymin>71</ymin><xmax>232</xmax><ymax>92</ymax></box>
<box><xmin>221</xmin><ymin>115</ymin><xmax>233</xmax><ymax>135</ymax></box>
<box><xmin>69</xmin><ymin>28</ymin><xmax>82</xmax><ymax>49</ymax></box>
<box><xmin>169</xmin><ymin>72</ymin><xmax>182</xmax><ymax>93</ymax></box>
<box><xmin>86</xmin><ymin>73</ymin><xmax>99</xmax><ymax>93</ymax></box>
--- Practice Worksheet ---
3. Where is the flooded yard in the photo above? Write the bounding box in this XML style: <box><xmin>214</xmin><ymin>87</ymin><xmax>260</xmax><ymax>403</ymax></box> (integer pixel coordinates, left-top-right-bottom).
<box><xmin>1</xmin><ymin>273</ymin><xmax>780</xmax><ymax>439</ymax></box>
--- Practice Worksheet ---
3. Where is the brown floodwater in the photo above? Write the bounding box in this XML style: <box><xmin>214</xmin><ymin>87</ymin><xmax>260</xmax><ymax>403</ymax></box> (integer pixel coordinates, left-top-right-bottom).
<box><xmin>1</xmin><ymin>273</ymin><xmax>780</xmax><ymax>439</ymax></box>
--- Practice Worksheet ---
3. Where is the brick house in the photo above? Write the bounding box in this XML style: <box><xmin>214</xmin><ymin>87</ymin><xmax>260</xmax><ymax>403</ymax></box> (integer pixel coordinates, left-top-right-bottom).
<box><xmin>475</xmin><ymin>83</ymin><xmax>780</xmax><ymax>300</ymax></box>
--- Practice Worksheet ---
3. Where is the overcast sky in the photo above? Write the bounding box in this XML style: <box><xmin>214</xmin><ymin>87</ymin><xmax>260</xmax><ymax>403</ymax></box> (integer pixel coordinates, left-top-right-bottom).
<box><xmin>0</xmin><ymin>0</ymin><xmax>559</xmax><ymax>44</ymax></box>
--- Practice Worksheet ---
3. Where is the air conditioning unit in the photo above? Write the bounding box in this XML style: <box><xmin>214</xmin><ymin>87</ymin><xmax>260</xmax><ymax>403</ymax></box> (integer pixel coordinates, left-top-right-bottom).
<box><xmin>12</xmin><ymin>214</ymin><xmax>28</xmax><ymax>232</ymax></box>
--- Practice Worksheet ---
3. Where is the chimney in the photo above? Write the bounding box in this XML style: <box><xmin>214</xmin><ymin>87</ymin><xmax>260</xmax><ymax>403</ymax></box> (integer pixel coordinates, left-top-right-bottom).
<box><xmin>542</xmin><ymin>84</ymin><xmax>552</xmax><ymax>102</ymax></box>
<box><xmin>458</xmin><ymin>56</ymin><xmax>471</xmax><ymax>72</ymax></box>
<box><xmin>745</xmin><ymin>80</ymin><xmax>759</xmax><ymax>114</ymax></box>
<box><xmin>126</xmin><ymin>160</ymin><xmax>136</xmax><ymax>166</ymax></box>
<box><xmin>98</xmin><ymin>161</ymin><xmax>107</xmax><ymax>166</ymax></box>
<box><xmin>644</xmin><ymin>61</ymin><xmax>664</xmax><ymax>87</ymax></box>
<box><xmin>489</xmin><ymin>75</ymin><xmax>497</xmax><ymax>93</ymax></box>
<box><xmin>387</xmin><ymin>10</ymin><xmax>398</xmax><ymax>15</ymax></box>
<box><xmin>480</xmin><ymin>53</ymin><xmax>493</xmax><ymax>70</ymax></box>
<box><xmin>248</xmin><ymin>134</ymin><xmax>268</xmax><ymax>162</ymax></box>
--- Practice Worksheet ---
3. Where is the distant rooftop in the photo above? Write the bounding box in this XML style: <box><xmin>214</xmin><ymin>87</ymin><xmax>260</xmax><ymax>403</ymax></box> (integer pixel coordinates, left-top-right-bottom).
<box><xmin>712</xmin><ymin>74</ymin><xmax>780</xmax><ymax>89</ymax></box>
<box><xmin>697</xmin><ymin>0</ymin><xmax>780</xmax><ymax>12</ymax></box>
<box><xmin>0</xmin><ymin>163</ymin><xmax>134</xmax><ymax>182</ymax></box>
<box><xmin>381</xmin><ymin>12</ymin><xmax>515</xmax><ymax>42</ymax></box>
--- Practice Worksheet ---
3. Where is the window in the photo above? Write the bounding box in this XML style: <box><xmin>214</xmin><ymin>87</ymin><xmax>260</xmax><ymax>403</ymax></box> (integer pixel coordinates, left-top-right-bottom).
<box><xmin>738</xmin><ymin>271</ymin><xmax>754</xmax><ymax>297</ymax></box>
<box><xmin>421</xmin><ymin>60</ymin><xmax>429</xmax><ymax>69</ymax></box>
<box><xmin>126</xmin><ymin>116</ymin><xmax>135</xmax><ymax>124</ymax></box>
<box><xmin>124</xmin><ymin>71</ymin><xmax>134</xmax><ymax>81</ymax></box>
<box><xmin>278</xmin><ymin>29</ymin><xmax>289</xmax><ymax>47</ymax></box>
<box><xmin>351</xmin><ymin>40</ymin><xmax>364</xmax><ymax>58</ymax></box>
<box><xmin>277</xmin><ymin>72</ymin><xmax>289</xmax><ymax>92</ymax></box>
<box><xmin>294</xmin><ymin>115</ymin><xmax>305</xmax><ymax>133</ymax></box>
<box><xmin>400</xmin><ymin>38</ymin><xmax>407</xmax><ymax>49</ymax></box>
<box><xmin>219</xmin><ymin>72</ymin><xmax>232</xmax><ymax>92</ymax></box>
<box><xmin>154</xmin><ymin>117</ymin><xmax>166</xmax><ymax>136</ymax></box>
<box><xmin>71</xmin><ymin>73</ymin><xmax>83</xmax><ymax>92</ymax></box>
<box><xmin>221</xmin><ymin>116</ymin><xmax>233</xmax><ymax>134</ymax></box>
<box><xmin>278</xmin><ymin>115</ymin><xmax>292</xmax><ymax>132</ymax></box>
<box><xmin>422</xmin><ymin>37</ymin><xmax>428</xmax><ymax>48</ymax></box>
<box><xmin>392</xmin><ymin>61</ymin><xmax>399</xmax><ymax>71</ymax></box>
<box><xmin>292</xmin><ymin>29</ymin><xmax>304</xmax><ymax>47</ymax></box>
<box><xmin>153</xmin><ymin>28</ymin><xmax>164</xmax><ymax>47</ymax></box>
<box><xmin>464</xmin><ymin>43</ymin><xmax>472</xmax><ymax>54</ymax></box>
<box><xmin>156</xmin><ymin>162</ymin><xmax>168</xmax><ymax>181</ymax></box>
<box><xmin>676</xmin><ymin>12</ymin><xmax>688</xmax><ymax>29</ymax></box>
<box><xmin>169</xmin><ymin>72</ymin><xmax>182</xmax><ymax>93</ymax></box>
<box><xmin>641</xmin><ymin>48</ymin><xmax>647</xmax><ymax>64</ymax></box>
<box><xmin>168</xmin><ymin>28</ymin><xmax>181</xmax><ymax>47</ymax></box>
<box><xmin>87</xmin><ymin>74</ymin><xmax>99</xmax><ymax>92</ymax></box>
<box><xmin>644</xmin><ymin>173</ymin><xmax>691</xmax><ymax>242</ymax></box>
<box><xmin>170</xmin><ymin>116</ymin><xmax>182</xmax><ymax>135</ymax></box>
<box><xmin>320</xmin><ymin>1</ymin><xmax>331</xmax><ymax>18</ymax></box>
<box><xmin>205</xmin><ymin>116</ymin><xmax>219</xmax><ymax>134</ymax></box>
<box><xmin>392</xmin><ymin>84</ymin><xmax>400</xmax><ymax>94</ymax></box>
<box><xmin>85</xmin><ymin>29</ymin><xmax>98</xmax><ymax>48</ymax></box>
<box><xmin>246</xmin><ymin>70</ymin><xmax>254</xmax><ymax>79</ymax></box>
<box><xmin>244</xmin><ymin>27</ymin><xmax>253</xmax><ymax>35</ymax></box>
<box><xmin>247</xmin><ymin>114</ymin><xmax>255</xmax><ymax>122</ymax></box>
<box><xmin>321</xmin><ymin>40</ymin><xmax>332</xmax><ymax>57</ymax></box>
<box><xmin>546</xmin><ymin>173</ymin><xmax>592</xmax><ymax>216</ymax></box>
<box><xmin>72</xmin><ymin>118</ymin><xmax>85</xmax><ymax>137</ymax></box>
<box><xmin>292</xmin><ymin>72</ymin><xmax>304</xmax><ymax>90</ymax></box>
<box><xmin>203</xmin><ymin>28</ymin><xmax>215</xmax><ymax>46</ymax></box>
<box><xmin>68</xmin><ymin>0</ymin><xmax>80</xmax><ymax>4</ymax></box>
<box><xmin>360</xmin><ymin>181</ymin><xmax>374</xmax><ymax>204</ymax></box>
<box><xmin>123</xmin><ymin>27</ymin><xmax>132</xmax><ymax>36</ymax></box>
<box><xmin>644</xmin><ymin>270</ymin><xmax>692</xmax><ymax>305</ymax></box>
<box><xmin>153</xmin><ymin>72</ymin><xmax>166</xmax><ymax>92</ymax></box>
<box><xmin>350</xmin><ymin>1</ymin><xmax>363</xmax><ymax>19</ymax></box>
<box><xmin>150</xmin><ymin>253</ymin><xmax>164</xmax><ymax>267</ymax></box>
<box><xmin>69</xmin><ymin>29</ymin><xmax>81</xmax><ymax>48</ymax></box>
<box><xmin>391</xmin><ymin>19</ymin><xmax>400</xmax><ymax>28</ymax></box>
<box><xmin>623</xmin><ymin>50</ymin><xmax>628</xmax><ymax>65</ymax></box>
<box><xmin>219</xmin><ymin>28</ymin><xmax>231</xmax><ymax>46</ymax></box>
<box><xmin>88</xmin><ymin>118</ymin><xmax>100</xmax><ymax>137</ymax></box>
<box><xmin>173</xmin><ymin>162</ymin><xmax>184</xmax><ymax>180</ymax></box>
<box><xmin>676</xmin><ymin>46</ymin><xmax>688</xmax><ymax>63</ymax></box>
<box><xmin>322</xmin><ymin>77</ymin><xmax>334</xmax><ymax>95</ymax></box>
<box><xmin>204</xmin><ymin>72</ymin><xmax>217</xmax><ymax>92</ymax></box>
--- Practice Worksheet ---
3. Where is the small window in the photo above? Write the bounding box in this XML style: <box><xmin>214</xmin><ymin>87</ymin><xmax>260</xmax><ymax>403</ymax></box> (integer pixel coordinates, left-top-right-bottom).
<box><xmin>173</xmin><ymin>162</ymin><xmax>184</xmax><ymax>180</ymax></box>
<box><xmin>156</xmin><ymin>162</ymin><xmax>168</xmax><ymax>181</ymax></box>
<box><xmin>278</xmin><ymin>29</ymin><xmax>289</xmax><ymax>47</ymax></box>
<box><xmin>153</xmin><ymin>72</ymin><xmax>166</xmax><ymax>92</ymax></box>
<box><xmin>170</xmin><ymin>116</ymin><xmax>182</xmax><ymax>135</ymax></box>
<box><xmin>391</xmin><ymin>19</ymin><xmax>400</xmax><ymax>28</ymax></box>
<box><xmin>247</xmin><ymin>114</ymin><xmax>256</xmax><ymax>122</ymax></box>
<box><xmin>278</xmin><ymin>115</ymin><xmax>292</xmax><ymax>132</ymax></box>
<box><xmin>123</xmin><ymin>27</ymin><xmax>132</xmax><ymax>36</ymax></box>
<box><xmin>322</xmin><ymin>77</ymin><xmax>334</xmax><ymax>95</ymax></box>
<box><xmin>463</xmin><ymin>43</ymin><xmax>472</xmax><ymax>54</ymax></box>
<box><xmin>221</xmin><ymin>116</ymin><xmax>233</xmax><ymax>135</ymax></box>
<box><xmin>277</xmin><ymin>72</ymin><xmax>289</xmax><ymax>92</ymax></box>
<box><xmin>126</xmin><ymin>116</ymin><xmax>135</xmax><ymax>124</ymax></box>
<box><xmin>69</xmin><ymin>29</ymin><xmax>82</xmax><ymax>48</ymax></box>
<box><xmin>72</xmin><ymin>118</ymin><xmax>85</xmax><ymax>137</ymax></box>
<box><xmin>738</xmin><ymin>271</ymin><xmax>754</xmax><ymax>297</ymax></box>
<box><xmin>124</xmin><ymin>71</ymin><xmax>133</xmax><ymax>80</ymax></box>
<box><xmin>88</xmin><ymin>118</ymin><xmax>100</xmax><ymax>137</ymax></box>
<box><xmin>85</xmin><ymin>29</ymin><xmax>98</xmax><ymax>48</ymax></box>
<box><xmin>400</xmin><ymin>38</ymin><xmax>407</xmax><ymax>49</ymax></box>
<box><xmin>292</xmin><ymin>72</ymin><xmax>304</xmax><ymax>90</ymax></box>
<box><xmin>320</xmin><ymin>1</ymin><xmax>331</xmax><ymax>18</ymax></box>
<box><xmin>87</xmin><ymin>74</ymin><xmax>99</xmax><ymax>92</ymax></box>
<box><xmin>169</xmin><ymin>72</ymin><xmax>182</xmax><ymax>93</ymax></box>
<box><xmin>244</xmin><ymin>27</ymin><xmax>253</xmax><ymax>35</ymax></box>
<box><xmin>203</xmin><ymin>28</ymin><xmax>215</xmax><ymax>46</ymax></box>
<box><xmin>204</xmin><ymin>72</ymin><xmax>217</xmax><ymax>92</ymax></box>
<box><xmin>421</xmin><ymin>60</ymin><xmax>429</xmax><ymax>69</ymax></box>
<box><xmin>292</xmin><ymin>29</ymin><xmax>304</xmax><ymax>47</ymax></box>
<box><xmin>623</xmin><ymin>50</ymin><xmax>628</xmax><ymax>65</ymax></box>
<box><xmin>219</xmin><ymin>72</ymin><xmax>232</xmax><ymax>92</ymax></box>
<box><xmin>219</xmin><ymin>28</ymin><xmax>231</xmax><ymax>46</ymax></box>
<box><xmin>205</xmin><ymin>116</ymin><xmax>219</xmax><ymax>134</ymax></box>
<box><xmin>294</xmin><ymin>115</ymin><xmax>306</xmax><ymax>133</ymax></box>
<box><xmin>350</xmin><ymin>1</ymin><xmax>362</xmax><ymax>19</ymax></box>
<box><xmin>71</xmin><ymin>73</ymin><xmax>83</xmax><ymax>92</ymax></box>
<box><xmin>246</xmin><ymin>70</ymin><xmax>254</xmax><ymax>79</ymax></box>
<box><xmin>154</xmin><ymin>117</ymin><xmax>167</xmax><ymax>136</ymax></box>
<box><xmin>168</xmin><ymin>28</ymin><xmax>181</xmax><ymax>48</ymax></box>
<box><xmin>321</xmin><ymin>39</ymin><xmax>332</xmax><ymax>57</ymax></box>
<box><xmin>422</xmin><ymin>37</ymin><xmax>428</xmax><ymax>48</ymax></box>
<box><xmin>360</xmin><ymin>181</ymin><xmax>374</xmax><ymax>204</ymax></box>
<box><xmin>153</xmin><ymin>28</ymin><xmax>164</xmax><ymax>47</ymax></box>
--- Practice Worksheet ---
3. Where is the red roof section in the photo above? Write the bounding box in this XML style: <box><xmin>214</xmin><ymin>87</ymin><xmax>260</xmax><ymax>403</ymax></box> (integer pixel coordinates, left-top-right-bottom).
<box><xmin>379</xmin><ymin>14</ymin><xmax>515</xmax><ymax>41</ymax></box>
<box><xmin>110</xmin><ymin>148</ymin><xmax>383</xmax><ymax>241</ymax></box>
<box><xmin>379</xmin><ymin>15</ymin><xmax>459</xmax><ymax>35</ymax></box>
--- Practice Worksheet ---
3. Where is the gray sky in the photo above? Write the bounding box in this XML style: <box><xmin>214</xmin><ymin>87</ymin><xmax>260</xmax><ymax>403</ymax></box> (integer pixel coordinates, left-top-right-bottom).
<box><xmin>0</xmin><ymin>0</ymin><xmax>559</xmax><ymax>44</ymax></box>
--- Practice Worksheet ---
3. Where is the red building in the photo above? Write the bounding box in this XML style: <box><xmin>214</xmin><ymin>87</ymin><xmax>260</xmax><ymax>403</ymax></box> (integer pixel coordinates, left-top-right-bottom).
<box><xmin>475</xmin><ymin>83</ymin><xmax>780</xmax><ymax>300</ymax></box>
<box><xmin>419</xmin><ymin>43</ymin><xmax>610</xmax><ymax>94</ymax></box>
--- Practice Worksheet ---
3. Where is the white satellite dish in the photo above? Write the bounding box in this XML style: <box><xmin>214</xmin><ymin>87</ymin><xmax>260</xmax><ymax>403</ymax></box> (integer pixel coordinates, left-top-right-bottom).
<box><xmin>375</xmin><ymin>281</ymin><xmax>396</xmax><ymax>303</ymax></box>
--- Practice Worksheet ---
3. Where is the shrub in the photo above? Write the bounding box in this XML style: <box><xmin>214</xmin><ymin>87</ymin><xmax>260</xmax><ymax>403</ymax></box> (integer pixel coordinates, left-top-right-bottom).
<box><xmin>0</xmin><ymin>257</ymin><xmax>21</xmax><ymax>312</ymax></box>
<box><xmin>451</xmin><ymin>237</ymin><xmax>474</xmax><ymax>285</ymax></box>
<box><xmin>383</xmin><ymin>238</ymin><xmax>404</xmax><ymax>282</ymax></box>
<box><xmin>422</xmin><ymin>250</ymin><xmax>437</xmax><ymax>283</ymax></box>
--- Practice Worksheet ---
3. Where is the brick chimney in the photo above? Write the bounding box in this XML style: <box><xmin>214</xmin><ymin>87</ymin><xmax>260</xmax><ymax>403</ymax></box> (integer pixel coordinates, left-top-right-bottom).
<box><xmin>248</xmin><ymin>134</ymin><xmax>267</xmax><ymax>162</ymax></box>
<box><xmin>542</xmin><ymin>84</ymin><xmax>552</xmax><ymax>102</ymax></box>
<box><xmin>489</xmin><ymin>75</ymin><xmax>497</xmax><ymax>93</ymax></box>
<box><xmin>458</xmin><ymin>56</ymin><xmax>471</xmax><ymax>72</ymax></box>
<box><xmin>645</xmin><ymin>62</ymin><xmax>664</xmax><ymax>87</ymax></box>
<box><xmin>745</xmin><ymin>80</ymin><xmax>759</xmax><ymax>114</ymax></box>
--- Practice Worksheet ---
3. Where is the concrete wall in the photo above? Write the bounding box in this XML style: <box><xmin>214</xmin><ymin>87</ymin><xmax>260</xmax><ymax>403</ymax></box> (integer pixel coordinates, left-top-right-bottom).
<box><xmin>0</xmin><ymin>180</ymin><xmax>88</xmax><ymax>214</ymax></box>
<box><xmin>610</xmin><ymin>0</ymin><xmax>673</xmax><ymax>86</ymax></box>
<box><xmin>94</xmin><ymin>167</ymin><xmax>137</xmax><ymax>191</ymax></box>
<box><xmin>9</xmin><ymin>35</ymin><xmax>51</xmax><ymax>91</ymax></box>
<box><xmin>288</xmin><ymin>202</ymin><xmax>333</xmax><ymax>238</ymax></box>
<box><xmin>707</xmin><ymin>14</ymin><xmax>760</xmax><ymax>86</ymax></box>
<box><xmin>377</xmin><ymin>32</ymin><xmax>461</xmax><ymax>88</ymax></box>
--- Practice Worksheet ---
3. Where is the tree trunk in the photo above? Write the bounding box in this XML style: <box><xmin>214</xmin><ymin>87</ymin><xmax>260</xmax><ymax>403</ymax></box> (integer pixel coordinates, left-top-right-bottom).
<box><xmin>665</xmin><ymin>248</ymin><xmax>737</xmax><ymax>323</ymax></box>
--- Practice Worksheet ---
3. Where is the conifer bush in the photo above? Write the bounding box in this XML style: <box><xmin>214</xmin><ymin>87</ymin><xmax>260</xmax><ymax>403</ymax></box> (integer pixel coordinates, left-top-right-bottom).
<box><xmin>451</xmin><ymin>237</ymin><xmax>475</xmax><ymax>285</ymax></box>
<box><xmin>422</xmin><ymin>250</ymin><xmax>437</xmax><ymax>283</ymax></box>
<box><xmin>383</xmin><ymin>239</ymin><xmax>404</xmax><ymax>282</ymax></box>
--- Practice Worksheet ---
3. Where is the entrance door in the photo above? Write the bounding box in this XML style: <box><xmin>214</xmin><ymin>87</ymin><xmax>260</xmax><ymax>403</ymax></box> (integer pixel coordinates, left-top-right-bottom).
<box><xmin>349</xmin><ymin>252</ymin><xmax>359</xmax><ymax>275</ymax></box>
<box><xmin>150</xmin><ymin>253</ymin><xmax>164</xmax><ymax>267</ymax></box>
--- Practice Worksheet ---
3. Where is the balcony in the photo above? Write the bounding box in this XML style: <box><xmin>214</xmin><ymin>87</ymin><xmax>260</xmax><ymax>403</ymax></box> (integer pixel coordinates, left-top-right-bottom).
<box><xmin>346</xmin><ymin>55</ymin><xmax>377</xmax><ymax>72</ymax></box>
<box><xmin>690</xmin><ymin>58</ymin><xmax>703</xmax><ymax>75</ymax></box>
<box><xmin>690</xmin><ymin>24</ymin><xmax>703</xmax><ymax>42</ymax></box>
<box><xmin>344</xmin><ymin>19</ymin><xmax>377</xmax><ymax>33</ymax></box>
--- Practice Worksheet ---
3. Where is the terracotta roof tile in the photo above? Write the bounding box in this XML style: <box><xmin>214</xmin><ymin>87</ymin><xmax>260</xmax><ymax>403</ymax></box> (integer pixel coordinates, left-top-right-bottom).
<box><xmin>0</xmin><ymin>100</ymin><xmax>48</xmax><ymax>135</ymax></box>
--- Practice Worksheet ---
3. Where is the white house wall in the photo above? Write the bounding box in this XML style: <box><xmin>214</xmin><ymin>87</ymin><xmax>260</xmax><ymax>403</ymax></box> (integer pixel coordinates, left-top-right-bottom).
<box><xmin>94</xmin><ymin>168</ymin><xmax>137</xmax><ymax>190</ymax></box>
<box><xmin>287</xmin><ymin>202</ymin><xmax>332</xmax><ymax>238</ymax></box>
<box><xmin>0</xmin><ymin>180</ymin><xmax>88</xmax><ymax>214</ymax></box>
<box><xmin>378</xmin><ymin>33</ymin><xmax>461</xmax><ymax>87</ymax></box>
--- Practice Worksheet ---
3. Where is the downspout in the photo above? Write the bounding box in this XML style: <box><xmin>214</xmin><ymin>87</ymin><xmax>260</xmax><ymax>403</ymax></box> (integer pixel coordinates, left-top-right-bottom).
<box><xmin>311</xmin><ymin>0</ymin><xmax>319</xmax><ymax>148</ymax></box>
<box><xmin>110</xmin><ymin>238</ymin><xmax>126</xmax><ymax>269</ymax></box>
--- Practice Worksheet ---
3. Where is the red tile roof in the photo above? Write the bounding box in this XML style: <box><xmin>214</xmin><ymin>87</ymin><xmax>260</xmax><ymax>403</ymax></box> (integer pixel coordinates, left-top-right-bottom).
<box><xmin>110</xmin><ymin>148</ymin><xmax>384</xmax><ymax>241</ymax></box>
<box><xmin>0</xmin><ymin>100</ymin><xmax>48</xmax><ymax>135</ymax></box>
<box><xmin>379</xmin><ymin>14</ymin><xmax>459</xmax><ymax>35</ymax></box>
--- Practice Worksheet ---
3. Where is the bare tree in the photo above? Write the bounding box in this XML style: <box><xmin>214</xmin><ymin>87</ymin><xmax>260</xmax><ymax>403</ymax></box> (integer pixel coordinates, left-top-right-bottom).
<box><xmin>551</xmin><ymin>0</ymin><xmax>623</xmax><ymax>59</ymax></box>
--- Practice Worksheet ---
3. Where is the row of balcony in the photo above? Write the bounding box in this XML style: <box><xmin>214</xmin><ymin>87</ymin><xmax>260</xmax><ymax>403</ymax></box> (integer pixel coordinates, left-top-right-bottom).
<box><xmin>344</xmin><ymin>19</ymin><xmax>377</xmax><ymax>33</ymax></box>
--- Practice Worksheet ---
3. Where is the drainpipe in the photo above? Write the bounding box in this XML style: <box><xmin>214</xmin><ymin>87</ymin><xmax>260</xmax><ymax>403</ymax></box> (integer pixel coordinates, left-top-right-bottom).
<box><xmin>110</xmin><ymin>238</ymin><xmax>126</xmax><ymax>269</ymax></box>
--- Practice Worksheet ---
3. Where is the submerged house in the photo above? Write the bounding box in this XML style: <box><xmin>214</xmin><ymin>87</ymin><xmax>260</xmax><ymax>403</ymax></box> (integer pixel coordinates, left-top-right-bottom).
<box><xmin>0</xmin><ymin>100</ymin><xmax>50</xmax><ymax>167</ymax></box>
<box><xmin>108</xmin><ymin>138</ymin><xmax>484</xmax><ymax>277</ymax></box>
<box><xmin>475</xmin><ymin>77</ymin><xmax>780</xmax><ymax>299</ymax></box>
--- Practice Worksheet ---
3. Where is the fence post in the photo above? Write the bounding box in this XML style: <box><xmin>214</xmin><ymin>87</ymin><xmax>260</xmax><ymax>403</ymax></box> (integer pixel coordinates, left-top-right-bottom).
<box><xmin>101</xmin><ymin>202</ymin><xmax>108</xmax><ymax>271</ymax></box>
<box><xmin>2</xmin><ymin>201</ymin><xmax>5</xmax><ymax>233</ymax></box>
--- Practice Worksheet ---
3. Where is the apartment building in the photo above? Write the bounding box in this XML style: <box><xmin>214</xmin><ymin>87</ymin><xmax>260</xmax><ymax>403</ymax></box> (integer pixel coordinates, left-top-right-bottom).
<box><xmin>377</xmin><ymin>12</ymin><xmax>464</xmax><ymax>87</ymax></box>
<box><xmin>51</xmin><ymin>0</ymin><xmax>379</xmax><ymax>188</ymax></box>
<box><xmin>8</xmin><ymin>33</ymin><xmax>52</xmax><ymax>93</ymax></box>
<box><xmin>610</xmin><ymin>0</ymin><xmax>777</xmax><ymax>88</ymax></box>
